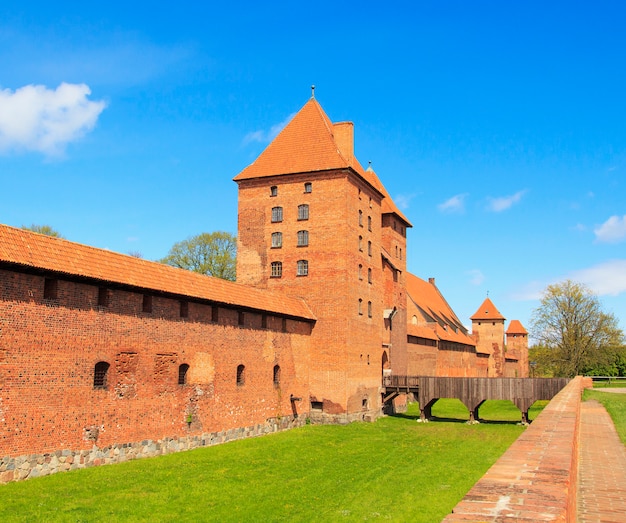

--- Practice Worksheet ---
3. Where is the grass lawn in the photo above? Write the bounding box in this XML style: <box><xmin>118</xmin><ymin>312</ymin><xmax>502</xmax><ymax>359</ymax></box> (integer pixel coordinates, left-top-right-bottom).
<box><xmin>0</xmin><ymin>400</ymin><xmax>542</xmax><ymax>522</ymax></box>
<box><xmin>583</xmin><ymin>389</ymin><xmax>626</xmax><ymax>445</ymax></box>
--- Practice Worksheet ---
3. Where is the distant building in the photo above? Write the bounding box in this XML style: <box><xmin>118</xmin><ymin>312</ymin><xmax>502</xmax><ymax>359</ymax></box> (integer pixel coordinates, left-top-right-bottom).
<box><xmin>0</xmin><ymin>95</ymin><xmax>527</xmax><ymax>482</ymax></box>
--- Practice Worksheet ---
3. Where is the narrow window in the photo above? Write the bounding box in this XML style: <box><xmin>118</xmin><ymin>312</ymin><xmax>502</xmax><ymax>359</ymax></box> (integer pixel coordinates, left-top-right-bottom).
<box><xmin>359</xmin><ymin>210</ymin><xmax>363</xmax><ymax>227</ymax></box>
<box><xmin>368</xmin><ymin>301</ymin><xmax>372</xmax><ymax>318</ymax></box>
<box><xmin>180</xmin><ymin>300</ymin><xmax>188</xmax><ymax>318</ymax></box>
<box><xmin>368</xmin><ymin>241</ymin><xmax>372</xmax><ymax>256</ymax></box>
<box><xmin>211</xmin><ymin>305</ymin><xmax>219</xmax><ymax>322</ymax></box>
<box><xmin>273</xmin><ymin>365</ymin><xmax>281</xmax><ymax>388</ymax></box>
<box><xmin>178</xmin><ymin>363</ymin><xmax>189</xmax><ymax>385</ymax></box>
<box><xmin>304</xmin><ymin>182</ymin><xmax>312</xmax><ymax>193</ymax></box>
<box><xmin>368</xmin><ymin>268</ymin><xmax>372</xmax><ymax>284</ymax></box>
<box><xmin>298</xmin><ymin>204</ymin><xmax>309</xmax><ymax>220</ymax></box>
<box><xmin>297</xmin><ymin>230</ymin><xmax>309</xmax><ymax>247</ymax></box>
<box><xmin>399</xmin><ymin>247</ymin><xmax>402</xmax><ymax>260</ymax></box>
<box><xmin>358</xmin><ymin>264</ymin><xmax>363</xmax><ymax>280</ymax></box>
<box><xmin>237</xmin><ymin>364</ymin><xmax>245</xmax><ymax>386</ymax></box>
<box><xmin>93</xmin><ymin>361</ymin><xmax>110</xmax><ymax>389</ymax></box>
<box><xmin>142</xmin><ymin>294</ymin><xmax>152</xmax><ymax>313</ymax></box>
<box><xmin>238</xmin><ymin>311</ymin><xmax>245</xmax><ymax>326</ymax></box>
<box><xmin>368</xmin><ymin>216</ymin><xmax>372</xmax><ymax>231</ymax></box>
<box><xmin>358</xmin><ymin>298</ymin><xmax>363</xmax><ymax>315</ymax></box>
<box><xmin>359</xmin><ymin>235</ymin><xmax>363</xmax><ymax>251</ymax></box>
<box><xmin>296</xmin><ymin>260</ymin><xmax>308</xmax><ymax>276</ymax></box>
<box><xmin>97</xmin><ymin>286</ymin><xmax>109</xmax><ymax>307</ymax></box>
<box><xmin>44</xmin><ymin>278</ymin><xmax>58</xmax><ymax>300</ymax></box>
<box><xmin>270</xmin><ymin>185</ymin><xmax>278</xmax><ymax>197</ymax></box>
<box><xmin>271</xmin><ymin>206</ymin><xmax>283</xmax><ymax>223</ymax></box>
<box><xmin>271</xmin><ymin>261</ymin><xmax>283</xmax><ymax>278</ymax></box>
<box><xmin>271</xmin><ymin>232</ymin><xmax>283</xmax><ymax>248</ymax></box>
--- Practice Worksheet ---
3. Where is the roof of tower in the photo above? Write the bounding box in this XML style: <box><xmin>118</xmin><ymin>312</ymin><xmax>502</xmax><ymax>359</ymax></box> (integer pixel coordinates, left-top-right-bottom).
<box><xmin>234</xmin><ymin>97</ymin><xmax>412</xmax><ymax>226</ymax></box>
<box><xmin>470</xmin><ymin>297</ymin><xmax>506</xmax><ymax>321</ymax></box>
<box><xmin>365</xmin><ymin>164</ymin><xmax>411</xmax><ymax>226</ymax></box>
<box><xmin>506</xmin><ymin>319</ymin><xmax>528</xmax><ymax>335</ymax></box>
<box><xmin>0</xmin><ymin>224</ymin><xmax>316</xmax><ymax>321</ymax></box>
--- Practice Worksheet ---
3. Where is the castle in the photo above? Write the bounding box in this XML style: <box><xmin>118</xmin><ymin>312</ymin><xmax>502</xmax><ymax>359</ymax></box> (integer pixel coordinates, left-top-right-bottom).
<box><xmin>0</xmin><ymin>95</ymin><xmax>527</xmax><ymax>481</ymax></box>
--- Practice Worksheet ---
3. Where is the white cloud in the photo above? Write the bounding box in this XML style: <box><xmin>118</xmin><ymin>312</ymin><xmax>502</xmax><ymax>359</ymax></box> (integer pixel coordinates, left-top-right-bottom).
<box><xmin>486</xmin><ymin>189</ymin><xmax>527</xmax><ymax>212</ymax></box>
<box><xmin>243</xmin><ymin>112</ymin><xmax>296</xmax><ymax>145</ymax></box>
<box><xmin>0</xmin><ymin>83</ymin><xmax>106</xmax><ymax>157</ymax></box>
<box><xmin>594</xmin><ymin>215</ymin><xmax>626</xmax><ymax>244</ymax></box>
<box><xmin>394</xmin><ymin>193</ymin><xmax>417</xmax><ymax>210</ymax></box>
<box><xmin>438</xmin><ymin>193</ymin><xmax>467</xmax><ymax>214</ymax></box>
<box><xmin>467</xmin><ymin>269</ymin><xmax>485</xmax><ymax>286</ymax></box>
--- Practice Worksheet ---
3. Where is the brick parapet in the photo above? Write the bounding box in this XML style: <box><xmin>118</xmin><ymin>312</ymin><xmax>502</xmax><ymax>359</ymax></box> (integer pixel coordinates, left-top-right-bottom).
<box><xmin>442</xmin><ymin>376</ymin><xmax>589</xmax><ymax>522</ymax></box>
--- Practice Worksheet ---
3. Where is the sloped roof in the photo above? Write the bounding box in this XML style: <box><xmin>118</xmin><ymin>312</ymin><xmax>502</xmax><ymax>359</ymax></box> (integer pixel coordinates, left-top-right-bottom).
<box><xmin>365</xmin><ymin>165</ymin><xmax>412</xmax><ymax>226</ymax></box>
<box><xmin>470</xmin><ymin>297</ymin><xmax>506</xmax><ymax>321</ymax></box>
<box><xmin>406</xmin><ymin>273</ymin><xmax>475</xmax><ymax>347</ymax></box>
<box><xmin>407</xmin><ymin>324</ymin><xmax>439</xmax><ymax>340</ymax></box>
<box><xmin>0</xmin><ymin>224</ymin><xmax>316</xmax><ymax>321</ymax></box>
<box><xmin>506</xmin><ymin>319</ymin><xmax>528</xmax><ymax>335</ymax></box>
<box><xmin>234</xmin><ymin>97</ymin><xmax>412</xmax><ymax>227</ymax></box>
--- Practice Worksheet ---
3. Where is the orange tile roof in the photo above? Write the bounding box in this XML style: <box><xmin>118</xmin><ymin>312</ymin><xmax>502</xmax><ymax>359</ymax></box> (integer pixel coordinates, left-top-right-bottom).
<box><xmin>234</xmin><ymin>97</ymin><xmax>412</xmax><ymax>227</ymax></box>
<box><xmin>470</xmin><ymin>297</ymin><xmax>506</xmax><ymax>321</ymax></box>
<box><xmin>406</xmin><ymin>273</ymin><xmax>475</xmax><ymax>347</ymax></box>
<box><xmin>0</xmin><ymin>224</ymin><xmax>316</xmax><ymax>321</ymax></box>
<box><xmin>407</xmin><ymin>324</ymin><xmax>439</xmax><ymax>340</ymax></box>
<box><xmin>506</xmin><ymin>319</ymin><xmax>528</xmax><ymax>335</ymax></box>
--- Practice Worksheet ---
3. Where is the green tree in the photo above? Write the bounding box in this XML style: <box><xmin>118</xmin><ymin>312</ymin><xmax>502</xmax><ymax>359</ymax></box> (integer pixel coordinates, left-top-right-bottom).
<box><xmin>530</xmin><ymin>280</ymin><xmax>624</xmax><ymax>377</ymax></box>
<box><xmin>160</xmin><ymin>231</ymin><xmax>236</xmax><ymax>281</ymax></box>
<box><xmin>21</xmin><ymin>224</ymin><xmax>64</xmax><ymax>238</ymax></box>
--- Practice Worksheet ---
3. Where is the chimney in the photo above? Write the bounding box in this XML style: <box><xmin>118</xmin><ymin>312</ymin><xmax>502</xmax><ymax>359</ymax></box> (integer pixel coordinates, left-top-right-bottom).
<box><xmin>333</xmin><ymin>122</ymin><xmax>354</xmax><ymax>162</ymax></box>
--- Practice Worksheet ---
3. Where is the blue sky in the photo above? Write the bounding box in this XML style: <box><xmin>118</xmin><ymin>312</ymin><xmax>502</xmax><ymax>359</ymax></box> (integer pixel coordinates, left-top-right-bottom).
<box><xmin>1</xmin><ymin>1</ymin><xmax>625</xmax><ymax>336</ymax></box>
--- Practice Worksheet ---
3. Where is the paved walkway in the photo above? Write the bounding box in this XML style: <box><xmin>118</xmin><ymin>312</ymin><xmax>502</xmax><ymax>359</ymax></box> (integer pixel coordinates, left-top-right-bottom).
<box><xmin>578</xmin><ymin>393</ymin><xmax>626</xmax><ymax>523</ymax></box>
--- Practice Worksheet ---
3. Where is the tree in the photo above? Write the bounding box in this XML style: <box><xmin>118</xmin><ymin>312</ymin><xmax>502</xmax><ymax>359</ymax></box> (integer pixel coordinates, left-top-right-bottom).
<box><xmin>21</xmin><ymin>224</ymin><xmax>64</xmax><ymax>238</ymax></box>
<box><xmin>530</xmin><ymin>280</ymin><xmax>624</xmax><ymax>377</ymax></box>
<box><xmin>160</xmin><ymin>232</ymin><xmax>236</xmax><ymax>281</ymax></box>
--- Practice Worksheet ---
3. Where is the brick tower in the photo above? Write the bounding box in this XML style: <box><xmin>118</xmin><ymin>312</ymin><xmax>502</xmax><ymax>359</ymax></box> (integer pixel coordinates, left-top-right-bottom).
<box><xmin>234</xmin><ymin>95</ymin><xmax>411</xmax><ymax>421</ymax></box>
<box><xmin>506</xmin><ymin>319</ymin><xmax>529</xmax><ymax>377</ymax></box>
<box><xmin>470</xmin><ymin>297</ymin><xmax>506</xmax><ymax>377</ymax></box>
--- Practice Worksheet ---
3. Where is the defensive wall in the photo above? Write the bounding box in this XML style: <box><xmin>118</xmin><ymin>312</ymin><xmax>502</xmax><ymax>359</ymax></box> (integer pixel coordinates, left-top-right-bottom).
<box><xmin>442</xmin><ymin>376</ymin><xmax>592</xmax><ymax>522</ymax></box>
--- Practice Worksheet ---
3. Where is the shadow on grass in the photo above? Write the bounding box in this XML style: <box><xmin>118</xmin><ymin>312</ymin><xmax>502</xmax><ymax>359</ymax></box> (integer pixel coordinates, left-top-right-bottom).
<box><xmin>389</xmin><ymin>413</ymin><xmax>523</xmax><ymax>424</ymax></box>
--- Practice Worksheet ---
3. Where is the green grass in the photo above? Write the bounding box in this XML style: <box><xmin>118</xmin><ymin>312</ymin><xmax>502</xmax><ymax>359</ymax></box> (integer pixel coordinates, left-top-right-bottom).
<box><xmin>583</xmin><ymin>389</ymin><xmax>626</xmax><ymax>445</ymax></box>
<box><xmin>0</xmin><ymin>400</ymin><xmax>541</xmax><ymax>523</ymax></box>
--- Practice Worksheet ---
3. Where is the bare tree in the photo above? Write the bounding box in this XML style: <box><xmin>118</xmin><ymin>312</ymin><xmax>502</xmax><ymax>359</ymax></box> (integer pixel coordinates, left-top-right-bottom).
<box><xmin>530</xmin><ymin>280</ymin><xmax>623</xmax><ymax>377</ymax></box>
<box><xmin>160</xmin><ymin>231</ymin><xmax>236</xmax><ymax>281</ymax></box>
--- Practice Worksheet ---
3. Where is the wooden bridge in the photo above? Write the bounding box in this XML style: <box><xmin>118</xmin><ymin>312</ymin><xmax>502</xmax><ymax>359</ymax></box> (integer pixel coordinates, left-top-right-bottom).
<box><xmin>382</xmin><ymin>375</ymin><xmax>570</xmax><ymax>423</ymax></box>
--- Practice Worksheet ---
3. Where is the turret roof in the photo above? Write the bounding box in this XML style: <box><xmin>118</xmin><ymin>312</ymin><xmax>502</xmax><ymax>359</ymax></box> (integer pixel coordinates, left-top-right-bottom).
<box><xmin>506</xmin><ymin>319</ymin><xmax>528</xmax><ymax>335</ymax></box>
<box><xmin>470</xmin><ymin>297</ymin><xmax>506</xmax><ymax>321</ymax></box>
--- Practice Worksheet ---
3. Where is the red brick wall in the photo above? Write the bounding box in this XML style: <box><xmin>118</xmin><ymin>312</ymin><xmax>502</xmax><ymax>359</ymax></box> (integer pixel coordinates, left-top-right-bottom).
<box><xmin>0</xmin><ymin>269</ymin><xmax>311</xmax><ymax>458</ymax></box>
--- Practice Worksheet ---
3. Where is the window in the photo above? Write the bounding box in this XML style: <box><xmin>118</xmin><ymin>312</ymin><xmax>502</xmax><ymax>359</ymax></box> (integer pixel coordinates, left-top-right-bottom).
<box><xmin>368</xmin><ymin>241</ymin><xmax>372</xmax><ymax>256</ymax></box>
<box><xmin>180</xmin><ymin>300</ymin><xmax>188</xmax><ymax>318</ymax></box>
<box><xmin>358</xmin><ymin>264</ymin><xmax>363</xmax><ymax>280</ymax></box>
<box><xmin>44</xmin><ymin>278</ymin><xmax>58</xmax><ymax>300</ymax></box>
<box><xmin>368</xmin><ymin>216</ymin><xmax>372</xmax><ymax>231</ymax></box>
<box><xmin>304</xmin><ymin>182</ymin><xmax>312</xmax><ymax>193</ymax></box>
<box><xmin>271</xmin><ymin>261</ymin><xmax>283</xmax><ymax>278</ymax></box>
<box><xmin>359</xmin><ymin>210</ymin><xmax>363</xmax><ymax>227</ymax></box>
<box><xmin>399</xmin><ymin>247</ymin><xmax>402</xmax><ymax>260</ymax></box>
<box><xmin>368</xmin><ymin>301</ymin><xmax>372</xmax><ymax>318</ymax></box>
<box><xmin>273</xmin><ymin>365</ymin><xmax>281</xmax><ymax>388</ymax></box>
<box><xmin>271</xmin><ymin>232</ymin><xmax>283</xmax><ymax>248</ymax></box>
<box><xmin>93</xmin><ymin>361</ymin><xmax>110</xmax><ymax>389</ymax></box>
<box><xmin>359</xmin><ymin>235</ymin><xmax>363</xmax><ymax>251</ymax></box>
<box><xmin>368</xmin><ymin>268</ymin><xmax>372</xmax><ymax>284</ymax></box>
<box><xmin>178</xmin><ymin>364</ymin><xmax>189</xmax><ymax>385</ymax></box>
<box><xmin>297</xmin><ymin>230</ymin><xmax>309</xmax><ymax>247</ymax></box>
<box><xmin>358</xmin><ymin>298</ymin><xmax>363</xmax><ymax>315</ymax></box>
<box><xmin>142</xmin><ymin>294</ymin><xmax>152</xmax><ymax>313</ymax></box>
<box><xmin>297</xmin><ymin>260</ymin><xmax>308</xmax><ymax>276</ymax></box>
<box><xmin>237</xmin><ymin>364</ymin><xmax>245</xmax><ymax>386</ymax></box>
<box><xmin>97</xmin><ymin>286</ymin><xmax>109</xmax><ymax>307</ymax></box>
<box><xmin>270</xmin><ymin>185</ymin><xmax>278</xmax><ymax>197</ymax></box>
<box><xmin>298</xmin><ymin>204</ymin><xmax>309</xmax><ymax>220</ymax></box>
<box><xmin>271</xmin><ymin>206</ymin><xmax>283</xmax><ymax>223</ymax></box>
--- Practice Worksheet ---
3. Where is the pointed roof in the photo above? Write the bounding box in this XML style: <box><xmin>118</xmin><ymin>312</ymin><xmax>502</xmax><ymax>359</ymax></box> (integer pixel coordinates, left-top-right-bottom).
<box><xmin>506</xmin><ymin>319</ymin><xmax>528</xmax><ymax>335</ymax></box>
<box><xmin>470</xmin><ymin>297</ymin><xmax>506</xmax><ymax>321</ymax></box>
<box><xmin>0</xmin><ymin>224</ymin><xmax>316</xmax><ymax>321</ymax></box>
<box><xmin>234</xmin><ymin>97</ymin><xmax>412</xmax><ymax>227</ymax></box>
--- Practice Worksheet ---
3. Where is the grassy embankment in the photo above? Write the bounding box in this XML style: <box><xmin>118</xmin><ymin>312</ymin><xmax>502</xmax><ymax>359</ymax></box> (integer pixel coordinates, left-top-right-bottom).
<box><xmin>0</xmin><ymin>400</ymin><xmax>545</xmax><ymax>522</ymax></box>
<box><xmin>584</xmin><ymin>387</ymin><xmax>626</xmax><ymax>445</ymax></box>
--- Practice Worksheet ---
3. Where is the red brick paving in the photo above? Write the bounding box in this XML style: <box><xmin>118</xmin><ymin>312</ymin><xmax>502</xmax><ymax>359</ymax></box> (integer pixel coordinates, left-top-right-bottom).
<box><xmin>577</xmin><ymin>397</ymin><xmax>626</xmax><ymax>523</ymax></box>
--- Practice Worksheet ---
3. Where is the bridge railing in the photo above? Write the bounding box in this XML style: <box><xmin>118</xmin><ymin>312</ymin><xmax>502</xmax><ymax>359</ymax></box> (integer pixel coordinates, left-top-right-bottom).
<box><xmin>382</xmin><ymin>375</ymin><xmax>419</xmax><ymax>388</ymax></box>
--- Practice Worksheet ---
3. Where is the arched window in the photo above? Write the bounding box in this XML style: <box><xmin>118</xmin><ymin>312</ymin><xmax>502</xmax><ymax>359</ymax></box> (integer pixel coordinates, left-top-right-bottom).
<box><xmin>298</xmin><ymin>204</ymin><xmax>309</xmax><ymax>220</ymax></box>
<box><xmin>93</xmin><ymin>361</ymin><xmax>110</xmax><ymax>389</ymax></box>
<box><xmin>296</xmin><ymin>260</ymin><xmax>308</xmax><ymax>276</ymax></box>
<box><xmin>368</xmin><ymin>301</ymin><xmax>372</xmax><ymax>318</ymax></box>
<box><xmin>367</xmin><ymin>241</ymin><xmax>372</xmax><ymax>256</ymax></box>
<box><xmin>273</xmin><ymin>365</ymin><xmax>281</xmax><ymax>388</ymax></box>
<box><xmin>178</xmin><ymin>364</ymin><xmax>190</xmax><ymax>385</ymax></box>
<box><xmin>367</xmin><ymin>216</ymin><xmax>372</xmax><ymax>231</ymax></box>
<box><xmin>271</xmin><ymin>206</ymin><xmax>283</xmax><ymax>223</ymax></box>
<box><xmin>297</xmin><ymin>230</ymin><xmax>309</xmax><ymax>246</ymax></box>
<box><xmin>237</xmin><ymin>364</ymin><xmax>245</xmax><ymax>386</ymax></box>
<box><xmin>271</xmin><ymin>261</ymin><xmax>283</xmax><ymax>278</ymax></box>
<box><xmin>358</xmin><ymin>298</ymin><xmax>363</xmax><ymax>315</ymax></box>
<box><xmin>358</xmin><ymin>210</ymin><xmax>363</xmax><ymax>226</ymax></box>
<box><xmin>358</xmin><ymin>264</ymin><xmax>363</xmax><ymax>280</ymax></box>
<box><xmin>271</xmin><ymin>232</ymin><xmax>283</xmax><ymax>248</ymax></box>
<box><xmin>368</xmin><ymin>268</ymin><xmax>372</xmax><ymax>284</ymax></box>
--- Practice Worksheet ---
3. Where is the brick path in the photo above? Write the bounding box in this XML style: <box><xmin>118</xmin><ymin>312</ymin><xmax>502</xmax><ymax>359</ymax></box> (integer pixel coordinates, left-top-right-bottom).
<box><xmin>577</xmin><ymin>397</ymin><xmax>626</xmax><ymax>523</ymax></box>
